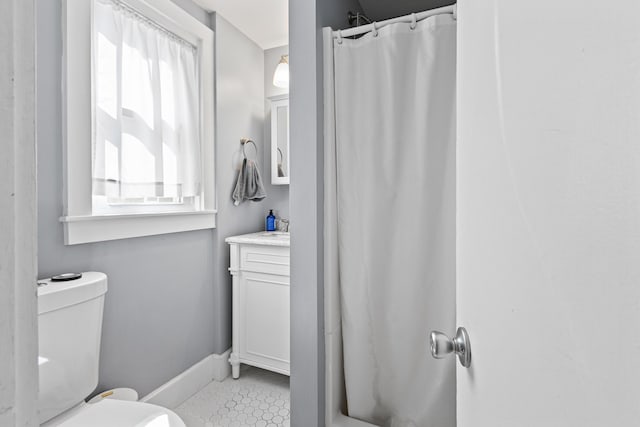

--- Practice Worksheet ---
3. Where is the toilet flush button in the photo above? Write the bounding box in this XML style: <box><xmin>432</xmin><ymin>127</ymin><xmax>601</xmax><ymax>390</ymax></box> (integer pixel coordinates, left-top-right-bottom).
<box><xmin>51</xmin><ymin>272</ymin><xmax>83</xmax><ymax>282</ymax></box>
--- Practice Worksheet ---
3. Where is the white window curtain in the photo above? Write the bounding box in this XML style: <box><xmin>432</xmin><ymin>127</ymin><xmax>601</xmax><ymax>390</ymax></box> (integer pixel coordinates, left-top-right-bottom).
<box><xmin>92</xmin><ymin>0</ymin><xmax>201</xmax><ymax>201</ymax></box>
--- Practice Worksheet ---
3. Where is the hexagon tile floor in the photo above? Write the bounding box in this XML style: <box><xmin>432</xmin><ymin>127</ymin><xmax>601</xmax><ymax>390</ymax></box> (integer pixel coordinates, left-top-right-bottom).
<box><xmin>174</xmin><ymin>365</ymin><xmax>290</xmax><ymax>427</ymax></box>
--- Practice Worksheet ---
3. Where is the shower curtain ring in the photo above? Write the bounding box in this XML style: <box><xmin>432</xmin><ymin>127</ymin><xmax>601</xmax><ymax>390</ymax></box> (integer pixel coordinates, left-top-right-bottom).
<box><xmin>410</xmin><ymin>13</ymin><xmax>417</xmax><ymax>29</ymax></box>
<box><xmin>372</xmin><ymin>22</ymin><xmax>378</xmax><ymax>37</ymax></box>
<box><xmin>336</xmin><ymin>30</ymin><xmax>343</xmax><ymax>44</ymax></box>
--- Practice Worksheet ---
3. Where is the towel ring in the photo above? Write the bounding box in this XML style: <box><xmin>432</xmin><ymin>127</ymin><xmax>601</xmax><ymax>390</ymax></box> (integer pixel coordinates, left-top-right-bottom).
<box><xmin>240</xmin><ymin>138</ymin><xmax>258</xmax><ymax>160</ymax></box>
<box><xmin>277</xmin><ymin>147</ymin><xmax>284</xmax><ymax>163</ymax></box>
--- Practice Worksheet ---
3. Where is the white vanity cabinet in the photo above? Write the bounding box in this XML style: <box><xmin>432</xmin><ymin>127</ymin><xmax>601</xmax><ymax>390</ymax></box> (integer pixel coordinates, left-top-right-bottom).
<box><xmin>226</xmin><ymin>232</ymin><xmax>290</xmax><ymax>378</ymax></box>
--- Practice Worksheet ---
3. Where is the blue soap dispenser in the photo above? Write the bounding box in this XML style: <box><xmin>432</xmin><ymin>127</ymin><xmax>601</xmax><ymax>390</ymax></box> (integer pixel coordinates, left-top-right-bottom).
<box><xmin>266</xmin><ymin>210</ymin><xmax>276</xmax><ymax>232</ymax></box>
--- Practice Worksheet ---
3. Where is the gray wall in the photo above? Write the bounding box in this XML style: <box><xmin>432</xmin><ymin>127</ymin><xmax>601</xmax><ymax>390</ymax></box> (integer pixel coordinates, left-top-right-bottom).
<box><xmin>289</xmin><ymin>0</ymin><xmax>362</xmax><ymax>425</ymax></box>
<box><xmin>37</xmin><ymin>0</ymin><xmax>266</xmax><ymax>397</ymax></box>
<box><xmin>358</xmin><ymin>0</ymin><xmax>454</xmax><ymax>21</ymax></box>
<box><xmin>210</xmin><ymin>13</ymin><xmax>268</xmax><ymax>353</ymax></box>
<box><xmin>263</xmin><ymin>45</ymin><xmax>290</xmax><ymax>220</ymax></box>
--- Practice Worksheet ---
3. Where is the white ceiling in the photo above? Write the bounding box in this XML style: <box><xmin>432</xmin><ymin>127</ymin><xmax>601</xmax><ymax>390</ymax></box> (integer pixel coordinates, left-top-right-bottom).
<box><xmin>193</xmin><ymin>0</ymin><xmax>288</xmax><ymax>50</ymax></box>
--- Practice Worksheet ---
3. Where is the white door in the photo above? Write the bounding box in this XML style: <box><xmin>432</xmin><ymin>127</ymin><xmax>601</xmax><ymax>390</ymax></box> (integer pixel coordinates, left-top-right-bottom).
<box><xmin>454</xmin><ymin>0</ymin><xmax>640</xmax><ymax>425</ymax></box>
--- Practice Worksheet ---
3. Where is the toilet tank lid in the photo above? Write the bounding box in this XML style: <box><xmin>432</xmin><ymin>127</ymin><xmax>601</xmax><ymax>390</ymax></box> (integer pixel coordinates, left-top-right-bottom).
<box><xmin>38</xmin><ymin>272</ymin><xmax>108</xmax><ymax>315</ymax></box>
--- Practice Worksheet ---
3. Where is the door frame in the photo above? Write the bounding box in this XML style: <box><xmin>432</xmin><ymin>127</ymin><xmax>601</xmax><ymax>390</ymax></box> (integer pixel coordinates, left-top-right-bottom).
<box><xmin>0</xmin><ymin>0</ymin><xmax>39</xmax><ymax>425</ymax></box>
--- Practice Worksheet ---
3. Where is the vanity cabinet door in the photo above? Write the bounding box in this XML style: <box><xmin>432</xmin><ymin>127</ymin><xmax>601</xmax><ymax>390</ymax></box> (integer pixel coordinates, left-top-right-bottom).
<box><xmin>238</xmin><ymin>271</ymin><xmax>290</xmax><ymax>375</ymax></box>
<box><xmin>228</xmin><ymin>239</ymin><xmax>291</xmax><ymax>379</ymax></box>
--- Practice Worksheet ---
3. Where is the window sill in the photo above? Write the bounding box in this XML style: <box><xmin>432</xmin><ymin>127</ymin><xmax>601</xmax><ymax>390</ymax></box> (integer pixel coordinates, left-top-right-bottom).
<box><xmin>59</xmin><ymin>210</ymin><xmax>217</xmax><ymax>245</ymax></box>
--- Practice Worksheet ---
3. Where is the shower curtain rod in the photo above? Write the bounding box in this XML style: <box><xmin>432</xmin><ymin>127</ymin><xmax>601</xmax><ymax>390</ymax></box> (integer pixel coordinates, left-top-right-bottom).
<box><xmin>333</xmin><ymin>4</ymin><xmax>456</xmax><ymax>39</ymax></box>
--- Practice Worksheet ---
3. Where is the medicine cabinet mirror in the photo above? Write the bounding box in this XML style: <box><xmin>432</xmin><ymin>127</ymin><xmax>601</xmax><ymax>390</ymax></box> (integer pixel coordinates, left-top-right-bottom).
<box><xmin>270</xmin><ymin>95</ymin><xmax>289</xmax><ymax>185</ymax></box>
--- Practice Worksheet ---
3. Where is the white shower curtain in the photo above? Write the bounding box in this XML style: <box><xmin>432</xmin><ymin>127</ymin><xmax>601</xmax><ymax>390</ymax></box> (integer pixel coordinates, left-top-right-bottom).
<box><xmin>324</xmin><ymin>14</ymin><xmax>457</xmax><ymax>427</ymax></box>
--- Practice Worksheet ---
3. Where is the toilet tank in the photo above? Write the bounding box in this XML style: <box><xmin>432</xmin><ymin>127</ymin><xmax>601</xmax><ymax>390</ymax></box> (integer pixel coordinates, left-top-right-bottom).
<box><xmin>37</xmin><ymin>272</ymin><xmax>108</xmax><ymax>424</ymax></box>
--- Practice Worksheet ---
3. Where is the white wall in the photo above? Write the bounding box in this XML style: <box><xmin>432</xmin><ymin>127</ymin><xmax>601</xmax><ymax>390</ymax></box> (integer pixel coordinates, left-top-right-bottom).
<box><xmin>0</xmin><ymin>0</ymin><xmax>38</xmax><ymax>425</ymax></box>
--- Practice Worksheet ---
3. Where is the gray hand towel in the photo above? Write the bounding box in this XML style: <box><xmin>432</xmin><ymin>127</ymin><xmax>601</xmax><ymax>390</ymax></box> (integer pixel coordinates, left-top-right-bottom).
<box><xmin>232</xmin><ymin>158</ymin><xmax>267</xmax><ymax>206</ymax></box>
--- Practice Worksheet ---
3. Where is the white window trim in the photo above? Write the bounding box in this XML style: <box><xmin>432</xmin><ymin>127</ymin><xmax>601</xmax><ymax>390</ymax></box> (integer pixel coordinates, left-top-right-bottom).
<box><xmin>61</xmin><ymin>0</ymin><xmax>216</xmax><ymax>245</ymax></box>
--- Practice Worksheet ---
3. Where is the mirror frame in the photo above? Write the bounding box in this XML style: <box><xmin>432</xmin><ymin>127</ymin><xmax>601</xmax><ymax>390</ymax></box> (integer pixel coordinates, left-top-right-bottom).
<box><xmin>270</xmin><ymin>95</ymin><xmax>289</xmax><ymax>185</ymax></box>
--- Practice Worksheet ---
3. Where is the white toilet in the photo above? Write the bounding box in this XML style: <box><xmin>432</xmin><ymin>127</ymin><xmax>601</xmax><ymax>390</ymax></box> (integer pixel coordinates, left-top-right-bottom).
<box><xmin>38</xmin><ymin>272</ymin><xmax>185</xmax><ymax>426</ymax></box>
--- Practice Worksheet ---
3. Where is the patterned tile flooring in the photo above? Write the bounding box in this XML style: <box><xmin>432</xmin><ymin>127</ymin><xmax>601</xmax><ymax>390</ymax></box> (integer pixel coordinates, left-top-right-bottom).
<box><xmin>175</xmin><ymin>366</ymin><xmax>290</xmax><ymax>427</ymax></box>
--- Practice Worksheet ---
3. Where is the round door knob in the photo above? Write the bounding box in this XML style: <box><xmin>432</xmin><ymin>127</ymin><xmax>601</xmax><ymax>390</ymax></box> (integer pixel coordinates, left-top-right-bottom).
<box><xmin>430</xmin><ymin>330</ymin><xmax>455</xmax><ymax>358</ymax></box>
<box><xmin>429</xmin><ymin>327</ymin><xmax>472</xmax><ymax>368</ymax></box>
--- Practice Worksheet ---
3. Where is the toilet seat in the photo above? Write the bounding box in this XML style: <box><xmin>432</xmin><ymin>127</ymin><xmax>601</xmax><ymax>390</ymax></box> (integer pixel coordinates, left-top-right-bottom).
<box><xmin>42</xmin><ymin>399</ymin><xmax>185</xmax><ymax>427</ymax></box>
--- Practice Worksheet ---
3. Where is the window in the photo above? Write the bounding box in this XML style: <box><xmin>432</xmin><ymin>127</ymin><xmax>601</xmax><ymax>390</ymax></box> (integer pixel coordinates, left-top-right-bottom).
<box><xmin>61</xmin><ymin>0</ymin><xmax>215</xmax><ymax>245</ymax></box>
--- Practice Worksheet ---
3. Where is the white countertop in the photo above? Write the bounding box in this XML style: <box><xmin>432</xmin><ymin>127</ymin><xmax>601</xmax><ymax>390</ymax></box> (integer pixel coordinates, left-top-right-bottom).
<box><xmin>225</xmin><ymin>231</ymin><xmax>290</xmax><ymax>247</ymax></box>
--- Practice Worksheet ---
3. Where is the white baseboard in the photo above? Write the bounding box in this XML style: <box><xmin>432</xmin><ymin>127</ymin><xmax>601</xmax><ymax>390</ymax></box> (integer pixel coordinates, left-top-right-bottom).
<box><xmin>140</xmin><ymin>349</ymin><xmax>232</xmax><ymax>409</ymax></box>
<box><xmin>211</xmin><ymin>348</ymin><xmax>232</xmax><ymax>382</ymax></box>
